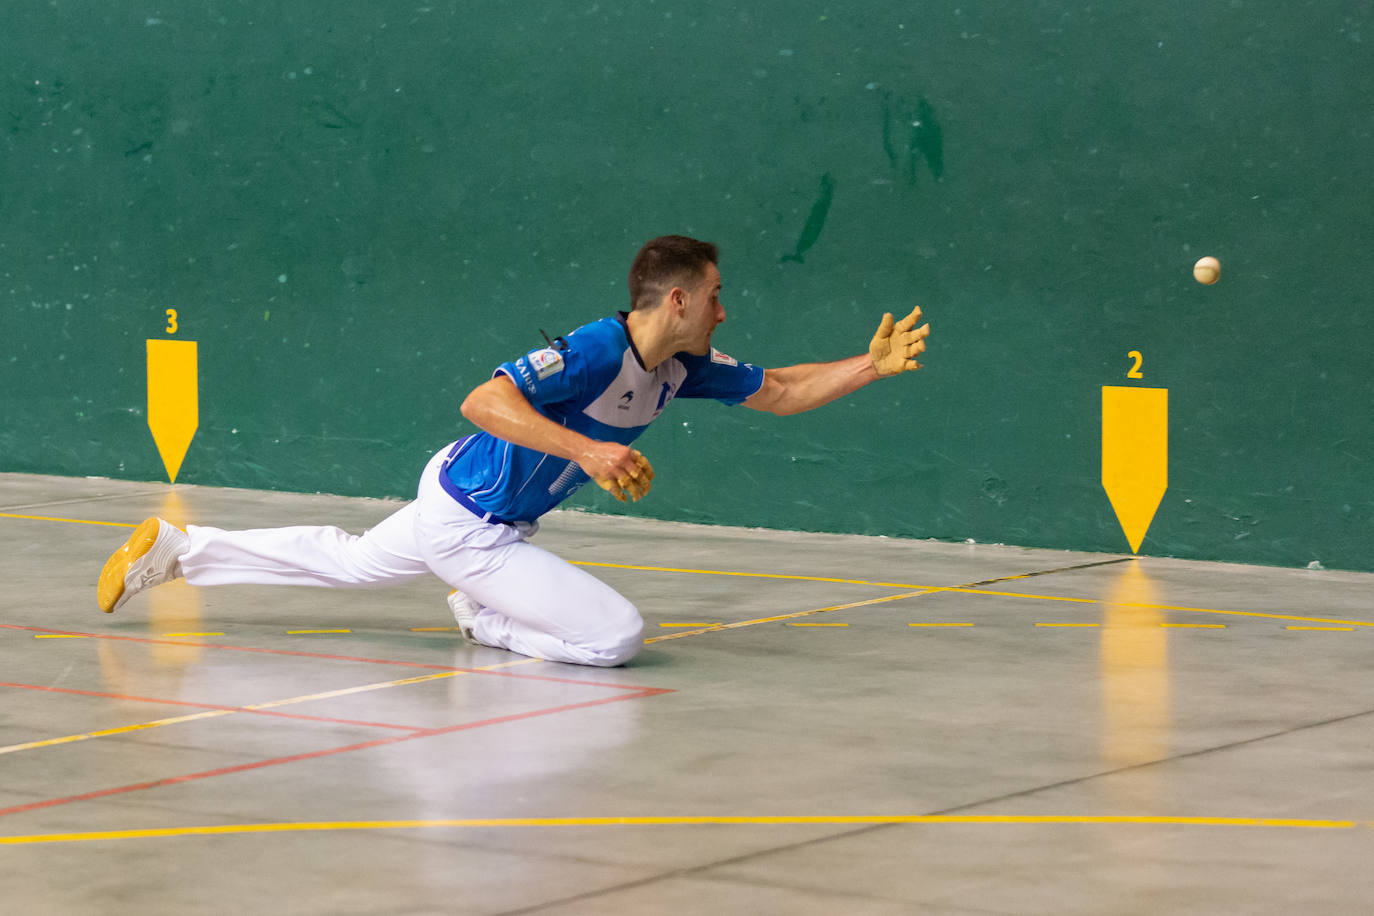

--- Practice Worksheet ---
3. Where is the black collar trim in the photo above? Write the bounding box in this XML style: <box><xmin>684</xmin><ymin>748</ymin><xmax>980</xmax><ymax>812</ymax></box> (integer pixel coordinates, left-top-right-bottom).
<box><xmin>616</xmin><ymin>311</ymin><xmax>648</xmax><ymax>371</ymax></box>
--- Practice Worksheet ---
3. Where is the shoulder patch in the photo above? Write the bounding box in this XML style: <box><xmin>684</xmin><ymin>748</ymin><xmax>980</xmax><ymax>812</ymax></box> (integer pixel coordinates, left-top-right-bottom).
<box><xmin>709</xmin><ymin>347</ymin><xmax>738</xmax><ymax>366</ymax></box>
<box><xmin>528</xmin><ymin>347</ymin><xmax>565</xmax><ymax>380</ymax></box>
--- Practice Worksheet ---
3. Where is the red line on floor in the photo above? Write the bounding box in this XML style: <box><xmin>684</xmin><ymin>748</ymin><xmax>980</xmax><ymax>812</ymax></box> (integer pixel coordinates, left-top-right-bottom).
<box><xmin>0</xmin><ymin>623</ymin><xmax>657</xmax><ymax>692</ymax></box>
<box><xmin>0</xmin><ymin>681</ymin><xmax>422</xmax><ymax>732</ymax></box>
<box><xmin>0</xmin><ymin>687</ymin><xmax>671</xmax><ymax>820</ymax></box>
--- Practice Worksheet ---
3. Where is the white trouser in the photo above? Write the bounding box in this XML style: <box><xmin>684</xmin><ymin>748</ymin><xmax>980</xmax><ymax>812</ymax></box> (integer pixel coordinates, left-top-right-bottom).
<box><xmin>179</xmin><ymin>443</ymin><xmax>644</xmax><ymax>667</ymax></box>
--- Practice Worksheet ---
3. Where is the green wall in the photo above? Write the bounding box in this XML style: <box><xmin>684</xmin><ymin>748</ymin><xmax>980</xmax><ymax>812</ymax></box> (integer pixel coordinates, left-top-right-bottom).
<box><xmin>3</xmin><ymin>2</ymin><xmax>1371</xmax><ymax>571</ymax></box>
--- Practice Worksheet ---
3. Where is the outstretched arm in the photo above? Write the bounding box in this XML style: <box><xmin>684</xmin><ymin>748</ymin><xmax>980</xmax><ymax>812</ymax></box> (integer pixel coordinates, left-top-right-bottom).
<box><xmin>742</xmin><ymin>354</ymin><xmax>878</xmax><ymax>416</ymax></box>
<box><xmin>742</xmin><ymin>306</ymin><xmax>929</xmax><ymax>416</ymax></box>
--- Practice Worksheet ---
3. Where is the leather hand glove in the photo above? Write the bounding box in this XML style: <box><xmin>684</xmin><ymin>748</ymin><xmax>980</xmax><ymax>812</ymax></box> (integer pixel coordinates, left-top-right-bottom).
<box><xmin>869</xmin><ymin>306</ymin><xmax>930</xmax><ymax>377</ymax></box>
<box><xmin>595</xmin><ymin>450</ymin><xmax>655</xmax><ymax>502</ymax></box>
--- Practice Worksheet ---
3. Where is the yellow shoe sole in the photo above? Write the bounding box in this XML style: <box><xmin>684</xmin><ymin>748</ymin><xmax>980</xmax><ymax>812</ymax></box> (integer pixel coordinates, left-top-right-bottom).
<box><xmin>96</xmin><ymin>518</ymin><xmax>160</xmax><ymax>613</ymax></box>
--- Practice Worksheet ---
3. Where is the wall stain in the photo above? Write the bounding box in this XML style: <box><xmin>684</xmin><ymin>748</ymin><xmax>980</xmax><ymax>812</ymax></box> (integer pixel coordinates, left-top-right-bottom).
<box><xmin>910</xmin><ymin>97</ymin><xmax>944</xmax><ymax>181</ymax></box>
<box><xmin>881</xmin><ymin>93</ymin><xmax>898</xmax><ymax>166</ymax></box>
<box><xmin>307</xmin><ymin>99</ymin><xmax>359</xmax><ymax>130</ymax></box>
<box><xmin>882</xmin><ymin>92</ymin><xmax>944</xmax><ymax>183</ymax></box>
<box><xmin>782</xmin><ymin>172</ymin><xmax>836</xmax><ymax>264</ymax></box>
<box><xmin>982</xmin><ymin>476</ymin><xmax>1008</xmax><ymax>506</ymax></box>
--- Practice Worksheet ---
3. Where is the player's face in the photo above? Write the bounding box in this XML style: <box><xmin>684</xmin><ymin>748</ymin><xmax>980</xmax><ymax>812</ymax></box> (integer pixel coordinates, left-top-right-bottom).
<box><xmin>682</xmin><ymin>263</ymin><xmax>726</xmax><ymax>355</ymax></box>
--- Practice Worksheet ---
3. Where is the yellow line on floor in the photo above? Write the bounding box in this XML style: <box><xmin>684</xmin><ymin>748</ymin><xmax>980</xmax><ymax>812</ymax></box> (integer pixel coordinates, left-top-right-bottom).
<box><xmin>477</xmin><ymin>657</ymin><xmax>543</xmax><ymax>670</ymax></box>
<box><xmin>575</xmin><ymin>560</ymin><xmax>897</xmax><ymax>587</ymax></box>
<box><xmin>576</xmin><ymin>559</ymin><xmax>1094</xmax><ymax>597</ymax></box>
<box><xmin>659</xmin><ymin>623</ymin><xmax>719</xmax><ymax>628</ymax></box>
<box><xmin>643</xmin><ymin>592</ymin><xmax>931</xmax><ymax>643</ymax></box>
<box><xmin>241</xmin><ymin>672</ymin><xmax>462</xmax><ymax>711</ymax></box>
<box><xmin>918</xmin><ymin>590</ymin><xmax>1373</xmax><ymax>628</ymax></box>
<box><xmin>0</xmin><ymin>710</ymin><xmax>234</xmax><ymax>755</ymax></box>
<box><xmin>0</xmin><ymin>512</ymin><xmax>137</xmax><ymax>528</ymax></box>
<box><xmin>1093</xmin><ymin>601</ymin><xmax>1371</xmax><ymax>628</ymax></box>
<box><xmin>0</xmin><ymin>813</ymin><xmax>1360</xmax><ymax>846</ymax></box>
<box><xmin>161</xmin><ymin>632</ymin><xmax>224</xmax><ymax>637</ymax></box>
<box><xmin>34</xmin><ymin>634</ymin><xmax>88</xmax><ymax>639</ymax></box>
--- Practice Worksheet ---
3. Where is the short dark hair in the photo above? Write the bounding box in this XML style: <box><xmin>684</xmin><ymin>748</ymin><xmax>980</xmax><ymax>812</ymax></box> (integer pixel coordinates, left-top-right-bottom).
<box><xmin>627</xmin><ymin>236</ymin><xmax>719</xmax><ymax>311</ymax></box>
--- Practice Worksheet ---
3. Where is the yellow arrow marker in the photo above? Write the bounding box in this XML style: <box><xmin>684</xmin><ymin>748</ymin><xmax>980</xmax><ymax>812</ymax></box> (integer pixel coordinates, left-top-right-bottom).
<box><xmin>146</xmin><ymin>339</ymin><xmax>199</xmax><ymax>483</ymax></box>
<box><xmin>1102</xmin><ymin>386</ymin><xmax>1168</xmax><ymax>553</ymax></box>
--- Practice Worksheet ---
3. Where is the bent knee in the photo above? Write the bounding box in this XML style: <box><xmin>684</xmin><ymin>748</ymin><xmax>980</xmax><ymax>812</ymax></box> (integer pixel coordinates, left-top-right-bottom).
<box><xmin>580</xmin><ymin>606</ymin><xmax>644</xmax><ymax>667</ymax></box>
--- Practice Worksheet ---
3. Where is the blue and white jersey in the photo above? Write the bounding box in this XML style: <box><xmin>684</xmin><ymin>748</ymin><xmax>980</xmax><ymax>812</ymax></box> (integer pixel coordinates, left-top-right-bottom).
<box><xmin>444</xmin><ymin>312</ymin><xmax>765</xmax><ymax>522</ymax></box>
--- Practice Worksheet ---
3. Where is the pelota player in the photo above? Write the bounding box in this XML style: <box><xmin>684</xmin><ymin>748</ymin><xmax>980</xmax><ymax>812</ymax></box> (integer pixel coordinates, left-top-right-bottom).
<box><xmin>96</xmin><ymin>235</ymin><xmax>929</xmax><ymax>667</ymax></box>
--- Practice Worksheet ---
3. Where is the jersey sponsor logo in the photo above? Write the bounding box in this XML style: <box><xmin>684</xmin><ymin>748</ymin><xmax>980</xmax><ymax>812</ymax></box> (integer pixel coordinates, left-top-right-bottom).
<box><xmin>511</xmin><ymin>362</ymin><xmax>538</xmax><ymax>395</ymax></box>
<box><xmin>618</xmin><ymin>390</ymin><xmax>634</xmax><ymax>409</ymax></box>
<box><xmin>655</xmin><ymin>381</ymin><xmax>675</xmax><ymax>412</ymax></box>
<box><xmin>709</xmin><ymin>347</ymin><xmax>738</xmax><ymax>366</ymax></box>
<box><xmin>528</xmin><ymin>347</ymin><xmax>564</xmax><ymax>380</ymax></box>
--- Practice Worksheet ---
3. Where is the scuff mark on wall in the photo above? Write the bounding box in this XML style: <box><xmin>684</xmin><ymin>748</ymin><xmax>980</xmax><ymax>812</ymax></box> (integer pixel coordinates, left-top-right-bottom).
<box><xmin>782</xmin><ymin>172</ymin><xmax>836</xmax><ymax>264</ymax></box>
<box><xmin>882</xmin><ymin>92</ymin><xmax>944</xmax><ymax>183</ymax></box>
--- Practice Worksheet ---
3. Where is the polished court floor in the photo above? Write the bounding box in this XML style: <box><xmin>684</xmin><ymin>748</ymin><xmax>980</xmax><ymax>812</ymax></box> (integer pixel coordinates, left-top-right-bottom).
<box><xmin>2</xmin><ymin>471</ymin><xmax>1372</xmax><ymax>914</ymax></box>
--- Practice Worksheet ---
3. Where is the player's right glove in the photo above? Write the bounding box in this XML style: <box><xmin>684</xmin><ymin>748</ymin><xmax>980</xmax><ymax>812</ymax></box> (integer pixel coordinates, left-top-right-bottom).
<box><xmin>869</xmin><ymin>305</ymin><xmax>929</xmax><ymax>377</ymax></box>
<box><xmin>595</xmin><ymin>449</ymin><xmax>655</xmax><ymax>502</ymax></box>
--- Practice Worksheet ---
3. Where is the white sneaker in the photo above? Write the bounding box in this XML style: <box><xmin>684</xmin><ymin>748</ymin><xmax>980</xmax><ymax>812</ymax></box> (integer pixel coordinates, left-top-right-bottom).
<box><xmin>97</xmin><ymin>517</ymin><xmax>189</xmax><ymax>613</ymax></box>
<box><xmin>446</xmin><ymin>589</ymin><xmax>482</xmax><ymax>643</ymax></box>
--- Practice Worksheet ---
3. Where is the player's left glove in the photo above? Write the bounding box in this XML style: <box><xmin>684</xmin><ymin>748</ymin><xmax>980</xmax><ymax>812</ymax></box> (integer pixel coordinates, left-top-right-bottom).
<box><xmin>595</xmin><ymin>449</ymin><xmax>655</xmax><ymax>502</ymax></box>
<box><xmin>869</xmin><ymin>305</ymin><xmax>930</xmax><ymax>377</ymax></box>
